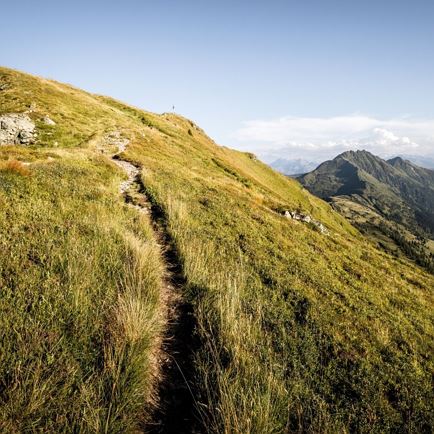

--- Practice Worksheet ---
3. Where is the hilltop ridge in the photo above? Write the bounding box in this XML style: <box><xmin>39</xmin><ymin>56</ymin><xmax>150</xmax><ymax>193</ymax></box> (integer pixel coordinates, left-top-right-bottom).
<box><xmin>0</xmin><ymin>67</ymin><xmax>433</xmax><ymax>433</ymax></box>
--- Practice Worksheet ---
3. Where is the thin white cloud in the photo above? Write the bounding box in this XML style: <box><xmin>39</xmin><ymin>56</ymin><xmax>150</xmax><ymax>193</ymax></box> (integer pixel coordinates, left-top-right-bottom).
<box><xmin>232</xmin><ymin>115</ymin><xmax>434</xmax><ymax>162</ymax></box>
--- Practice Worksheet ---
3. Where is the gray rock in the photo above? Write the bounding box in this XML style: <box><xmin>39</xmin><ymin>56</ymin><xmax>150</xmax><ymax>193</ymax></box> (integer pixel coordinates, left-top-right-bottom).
<box><xmin>18</xmin><ymin>130</ymin><xmax>34</xmax><ymax>144</ymax></box>
<box><xmin>317</xmin><ymin>223</ymin><xmax>329</xmax><ymax>235</ymax></box>
<box><xmin>104</xmin><ymin>131</ymin><xmax>130</xmax><ymax>153</ymax></box>
<box><xmin>282</xmin><ymin>209</ymin><xmax>329</xmax><ymax>235</ymax></box>
<box><xmin>301</xmin><ymin>215</ymin><xmax>312</xmax><ymax>223</ymax></box>
<box><xmin>0</xmin><ymin>113</ymin><xmax>36</xmax><ymax>145</ymax></box>
<box><xmin>42</xmin><ymin>115</ymin><xmax>56</xmax><ymax>126</ymax></box>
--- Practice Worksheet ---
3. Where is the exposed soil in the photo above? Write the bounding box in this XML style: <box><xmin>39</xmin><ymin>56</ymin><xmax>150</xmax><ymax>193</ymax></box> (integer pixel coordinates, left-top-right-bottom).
<box><xmin>111</xmin><ymin>136</ymin><xmax>202</xmax><ymax>433</ymax></box>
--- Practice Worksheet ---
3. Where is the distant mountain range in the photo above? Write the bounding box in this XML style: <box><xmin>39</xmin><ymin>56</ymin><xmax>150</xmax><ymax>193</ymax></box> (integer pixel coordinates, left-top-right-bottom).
<box><xmin>270</xmin><ymin>154</ymin><xmax>434</xmax><ymax>175</ymax></box>
<box><xmin>299</xmin><ymin>150</ymin><xmax>434</xmax><ymax>271</ymax></box>
<box><xmin>269</xmin><ymin>158</ymin><xmax>319</xmax><ymax>175</ymax></box>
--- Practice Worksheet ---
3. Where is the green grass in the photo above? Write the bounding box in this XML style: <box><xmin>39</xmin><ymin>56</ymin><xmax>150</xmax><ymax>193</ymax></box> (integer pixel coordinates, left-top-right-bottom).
<box><xmin>138</xmin><ymin>164</ymin><xmax>433</xmax><ymax>433</ymax></box>
<box><xmin>0</xmin><ymin>67</ymin><xmax>171</xmax><ymax>432</ymax></box>
<box><xmin>0</xmin><ymin>141</ymin><xmax>164</xmax><ymax>429</ymax></box>
<box><xmin>1</xmin><ymin>66</ymin><xmax>433</xmax><ymax>433</ymax></box>
<box><xmin>330</xmin><ymin>196</ymin><xmax>434</xmax><ymax>272</ymax></box>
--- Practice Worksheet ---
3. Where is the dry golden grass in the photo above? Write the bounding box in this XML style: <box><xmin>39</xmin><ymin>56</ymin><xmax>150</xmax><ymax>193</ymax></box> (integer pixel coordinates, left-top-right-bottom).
<box><xmin>0</xmin><ymin>159</ymin><xmax>31</xmax><ymax>176</ymax></box>
<box><xmin>0</xmin><ymin>65</ymin><xmax>433</xmax><ymax>433</ymax></box>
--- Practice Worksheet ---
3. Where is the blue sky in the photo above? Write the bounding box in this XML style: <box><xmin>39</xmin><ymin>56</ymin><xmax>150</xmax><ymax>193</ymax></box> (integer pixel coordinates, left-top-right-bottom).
<box><xmin>2</xmin><ymin>0</ymin><xmax>434</xmax><ymax>162</ymax></box>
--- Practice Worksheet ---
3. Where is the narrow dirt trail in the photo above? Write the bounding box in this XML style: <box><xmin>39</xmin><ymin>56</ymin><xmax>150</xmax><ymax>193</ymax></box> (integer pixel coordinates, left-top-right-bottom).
<box><xmin>110</xmin><ymin>135</ymin><xmax>201</xmax><ymax>433</ymax></box>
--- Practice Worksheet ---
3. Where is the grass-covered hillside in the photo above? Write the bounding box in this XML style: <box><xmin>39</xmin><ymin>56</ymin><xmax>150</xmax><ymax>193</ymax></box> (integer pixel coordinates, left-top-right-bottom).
<box><xmin>0</xmin><ymin>67</ymin><xmax>433</xmax><ymax>433</ymax></box>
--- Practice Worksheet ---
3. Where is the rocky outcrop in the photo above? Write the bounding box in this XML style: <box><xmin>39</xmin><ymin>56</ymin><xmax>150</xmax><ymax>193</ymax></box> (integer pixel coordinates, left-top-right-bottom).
<box><xmin>283</xmin><ymin>210</ymin><xmax>329</xmax><ymax>234</ymax></box>
<box><xmin>0</xmin><ymin>113</ymin><xmax>36</xmax><ymax>145</ymax></box>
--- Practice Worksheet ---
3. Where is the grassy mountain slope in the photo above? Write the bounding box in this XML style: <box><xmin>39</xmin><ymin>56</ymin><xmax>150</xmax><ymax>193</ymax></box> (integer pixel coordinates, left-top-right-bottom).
<box><xmin>0</xmin><ymin>69</ymin><xmax>167</xmax><ymax>432</ymax></box>
<box><xmin>0</xmin><ymin>67</ymin><xmax>433</xmax><ymax>433</ymax></box>
<box><xmin>300</xmin><ymin>150</ymin><xmax>434</xmax><ymax>272</ymax></box>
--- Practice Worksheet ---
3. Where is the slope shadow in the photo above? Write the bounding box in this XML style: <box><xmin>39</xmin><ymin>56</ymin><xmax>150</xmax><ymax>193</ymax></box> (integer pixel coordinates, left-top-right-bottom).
<box><xmin>136</xmin><ymin>182</ymin><xmax>204</xmax><ymax>434</ymax></box>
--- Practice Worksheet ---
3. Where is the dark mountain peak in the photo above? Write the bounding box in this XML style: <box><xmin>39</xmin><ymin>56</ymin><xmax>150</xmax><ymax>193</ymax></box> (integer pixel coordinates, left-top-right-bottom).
<box><xmin>333</xmin><ymin>149</ymin><xmax>397</xmax><ymax>183</ymax></box>
<box><xmin>396</xmin><ymin>154</ymin><xmax>434</xmax><ymax>170</ymax></box>
<box><xmin>338</xmin><ymin>149</ymin><xmax>382</xmax><ymax>164</ymax></box>
<box><xmin>339</xmin><ymin>150</ymin><xmax>357</xmax><ymax>158</ymax></box>
<box><xmin>300</xmin><ymin>149</ymin><xmax>434</xmax><ymax>238</ymax></box>
<box><xmin>340</xmin><ymin>149</ymin><xmax>368</xmax><ymax>156</ymax></box>
<box><xmin>387</xmin><ymin>156</ymin><xmax>419</xmax><ymax>171</ymax></box>
<box><xmin>387</xmin><ymin>155</ymin><xmax>434</xmax><ymax>184</ymax></box>
<box><xmin>387</xmin><ymin>156</ymin><xmax>405</xmax><ymax>166</ymax></box>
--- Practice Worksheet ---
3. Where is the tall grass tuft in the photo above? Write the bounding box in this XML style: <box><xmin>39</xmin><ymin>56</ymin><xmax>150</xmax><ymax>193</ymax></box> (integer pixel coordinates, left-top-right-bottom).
<box><xmin>0</xmin><ymin>154</ymin><xmax>165</xmax><ymax>432</ymax></box>
<box><xmin>167</xmin><ymin>198</ymin><xmax>288</xmax><ymax>433</ymax></box>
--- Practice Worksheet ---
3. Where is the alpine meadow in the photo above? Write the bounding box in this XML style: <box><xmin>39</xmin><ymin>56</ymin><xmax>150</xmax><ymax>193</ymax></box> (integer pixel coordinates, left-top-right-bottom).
<box><xmin>0</xmin><ymin>66</ymin><xmax>433</xmax><ymax>433</ymax></box>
